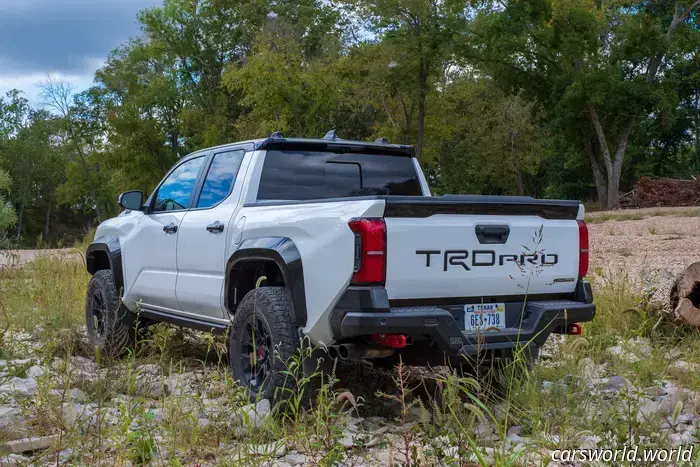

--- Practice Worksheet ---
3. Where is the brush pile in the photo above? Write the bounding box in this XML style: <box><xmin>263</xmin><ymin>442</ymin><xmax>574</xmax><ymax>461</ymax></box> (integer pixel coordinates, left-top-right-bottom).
<box><xmin>634</xmin><ymin>176</ymin><xmax>700</xmax><ymax>208</ymax></box>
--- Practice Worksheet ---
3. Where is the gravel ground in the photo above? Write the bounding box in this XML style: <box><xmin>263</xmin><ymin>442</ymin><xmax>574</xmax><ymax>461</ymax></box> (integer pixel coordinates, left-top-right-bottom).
<box><xmin>0</xmin><ymin>249</ymin><xmax>80</xmax><ymax>269</ymax></box>
<box><xmin>588</xmin><ymin>214</ymin><xmax>700</xmax><ymax>283</ymax></box>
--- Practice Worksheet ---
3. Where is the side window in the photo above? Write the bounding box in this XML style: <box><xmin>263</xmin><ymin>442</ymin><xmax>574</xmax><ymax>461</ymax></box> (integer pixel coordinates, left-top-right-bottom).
<box><xmin>152</xmin><ymin>156</ymin><xmax>205</xmax><ymax>213</ymax></box>
<box><xmin>197</xmin><ymin>150</ymin><xmax>246</xmax><ymax>208</ymax></box>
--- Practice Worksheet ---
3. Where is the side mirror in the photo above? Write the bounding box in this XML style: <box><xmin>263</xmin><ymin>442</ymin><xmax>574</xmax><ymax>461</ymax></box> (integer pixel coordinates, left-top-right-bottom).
<box><xmin>118</xmin><ymin>190</ymin><xmax>144</xmax><ymax>211</ymax></box>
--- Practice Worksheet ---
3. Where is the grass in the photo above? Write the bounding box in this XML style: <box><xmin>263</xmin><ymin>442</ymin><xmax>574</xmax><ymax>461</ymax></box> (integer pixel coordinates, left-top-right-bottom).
<box><xmin>586</xmin><ymin>207</ymin><xmax>700</xmax><ymax>224</ymax></box>
<box><xmin>2</xmin><ymin>255</ymin><xmax>700</xmax><ymax>465</ymax></box>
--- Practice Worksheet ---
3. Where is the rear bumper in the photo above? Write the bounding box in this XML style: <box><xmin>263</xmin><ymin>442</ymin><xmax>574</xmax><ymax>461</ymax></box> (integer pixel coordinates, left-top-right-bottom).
<box><xmin>330</xmin><ymin>281</ymin><xmax>595</xmax><ymax>356</ymax></box>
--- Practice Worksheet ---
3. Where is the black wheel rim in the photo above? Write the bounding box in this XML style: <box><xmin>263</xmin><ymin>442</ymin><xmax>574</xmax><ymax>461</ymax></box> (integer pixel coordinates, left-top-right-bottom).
<box><xmin>90</xmin><ymin>289</ymin><xmax>105</xmax><ymax>338</ymax></box>
<box><xmin>239</xmin><ymin>314</ymin><xmax>273</xmax><ymax>391</ymax></box>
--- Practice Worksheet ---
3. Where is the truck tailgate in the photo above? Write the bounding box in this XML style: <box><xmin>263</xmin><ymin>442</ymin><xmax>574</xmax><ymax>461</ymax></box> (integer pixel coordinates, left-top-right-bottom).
<box><xmin>382</xmin><ymin>196</ymin><xmax>582</xmax><ymax>301</ymax></box>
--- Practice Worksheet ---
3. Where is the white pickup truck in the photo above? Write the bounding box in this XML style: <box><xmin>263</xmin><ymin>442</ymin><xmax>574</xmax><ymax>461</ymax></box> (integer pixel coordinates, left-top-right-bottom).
<box><xmin>85</xmin><ymin>132</ymin><xmax>595</xmax><ymax>399</ymax></box>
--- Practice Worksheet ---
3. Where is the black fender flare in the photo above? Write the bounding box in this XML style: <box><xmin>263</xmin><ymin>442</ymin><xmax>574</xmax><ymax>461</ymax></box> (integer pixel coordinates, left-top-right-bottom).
<box><xmin>225</xmin><ymin>237</ymin><xmax>307</xmax><ymax>327</ymax></box>
<box><xmin>86</xmin><ymin>236</ymin><xmax>124</xmax><ymax>295</ymax></box>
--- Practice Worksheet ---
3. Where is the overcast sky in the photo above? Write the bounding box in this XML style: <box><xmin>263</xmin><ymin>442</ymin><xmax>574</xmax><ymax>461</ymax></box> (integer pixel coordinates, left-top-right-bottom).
<box><xmin>0</xmin><ymin>0</ymin><xmax>160</xmax><ymax>105</ymax></box>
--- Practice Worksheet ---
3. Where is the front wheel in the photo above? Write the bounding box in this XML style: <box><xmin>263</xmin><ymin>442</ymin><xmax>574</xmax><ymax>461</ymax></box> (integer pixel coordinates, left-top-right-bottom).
<box><xmin>85</xmin><ymin>269</ymin><xmax>138</xmax><ymax>357</ymax></box>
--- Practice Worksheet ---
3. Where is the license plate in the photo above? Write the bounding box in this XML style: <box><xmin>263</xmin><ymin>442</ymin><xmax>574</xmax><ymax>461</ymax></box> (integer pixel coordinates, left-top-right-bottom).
<box><xmin>464</xmin><ymin>303</ymin><xmax>506</xmax><ymax>332</ymax></box>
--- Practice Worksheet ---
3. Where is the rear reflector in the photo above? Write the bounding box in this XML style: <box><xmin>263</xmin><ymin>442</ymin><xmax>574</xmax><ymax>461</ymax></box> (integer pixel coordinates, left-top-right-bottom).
<box><xmin>371</xmin><ymin>333</ymin><xmax>407</xmax><ymax>349</ymax></box>
<box><xmin>349</xmin><ymin>218</ymin><xmax>386</xmax><ymax>285</ymax></box>
<box><xmin>567</xmin><ymin>323</ymin><xmax>583</xmax><ymax>335</ymax></box>
<box><xmin>577</xmin><ymin>220</ymin><xmax>589</xmax><ymax>278</ymax></box>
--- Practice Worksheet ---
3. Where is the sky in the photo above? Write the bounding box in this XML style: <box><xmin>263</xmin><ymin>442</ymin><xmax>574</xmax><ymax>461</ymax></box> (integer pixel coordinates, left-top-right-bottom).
<box><xmin>0</xmin><ymin>0</ymin><xmax>161</xmax><ymax>105</ymax></box>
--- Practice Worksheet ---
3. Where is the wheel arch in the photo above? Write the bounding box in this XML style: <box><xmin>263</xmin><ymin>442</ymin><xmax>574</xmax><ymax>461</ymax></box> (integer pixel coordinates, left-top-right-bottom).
<box><xmin>86</xmin><ymin>236</ymin><xmax>124</xmax><ymax>295</ymax></box>
<box><xmin>225</xmin><ymin>237</ymin><xmax>306</xmax><ymax>327</ymax></box>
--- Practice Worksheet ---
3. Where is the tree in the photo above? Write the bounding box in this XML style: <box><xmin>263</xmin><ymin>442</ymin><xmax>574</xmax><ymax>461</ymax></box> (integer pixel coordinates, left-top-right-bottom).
<box><xmin>0</xmin><ymin>170</ymin><xmax>17</xmax><ymax>240</ymax></box>
<box><xmin>472</xmin><ymin>0</ymin><xmax>700</xmax><ymax>209</ymax></box>
<box><xmin>343</xmin><ymin>0</ymin><xmax>469</xmax><ymax>161</ymax></box>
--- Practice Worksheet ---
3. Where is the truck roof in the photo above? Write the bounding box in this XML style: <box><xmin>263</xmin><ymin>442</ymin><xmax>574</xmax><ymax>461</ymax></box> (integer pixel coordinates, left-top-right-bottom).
<box><xmin>182</xmin><ymin>133</ymin><xmax>415</xmax><ymax>160</ymax></box>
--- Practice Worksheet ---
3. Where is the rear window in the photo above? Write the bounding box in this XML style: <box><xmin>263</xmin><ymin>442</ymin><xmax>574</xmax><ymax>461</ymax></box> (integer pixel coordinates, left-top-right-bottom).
<box><xmin>257</xmin><ymin>150</ymin><xmax>422</xmax><ymax>201</ymax></box>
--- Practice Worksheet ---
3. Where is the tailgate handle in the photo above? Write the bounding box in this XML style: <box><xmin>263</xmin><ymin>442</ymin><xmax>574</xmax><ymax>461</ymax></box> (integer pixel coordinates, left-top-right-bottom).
<box><xmin>475</xmin><ymin>225</ymin><xmax>510</xmax><ymax>244</ymax></box>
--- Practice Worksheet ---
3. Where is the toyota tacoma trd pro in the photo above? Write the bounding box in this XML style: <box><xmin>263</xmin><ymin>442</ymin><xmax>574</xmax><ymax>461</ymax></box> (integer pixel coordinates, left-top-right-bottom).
<box><xmin>84</xmin><ymin>132</ymin><xmax>595</xmax><ymax>400</ymax></box>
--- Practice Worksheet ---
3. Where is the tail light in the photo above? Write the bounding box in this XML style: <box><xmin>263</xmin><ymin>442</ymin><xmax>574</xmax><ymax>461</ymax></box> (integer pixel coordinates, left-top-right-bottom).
<box><xmin>349</xmin><ymin>218</ymin><xmax>386</xmax><ymax>285</ymax></box>
<box><xmin>577</xmin><ymin>220</ymin><xmax>589</xmax><ymax>278</ymax></box>
<box><xmin>567</xmin><ymin>323</ymin><xmax>583</xmax><ymax>335</ymax></box>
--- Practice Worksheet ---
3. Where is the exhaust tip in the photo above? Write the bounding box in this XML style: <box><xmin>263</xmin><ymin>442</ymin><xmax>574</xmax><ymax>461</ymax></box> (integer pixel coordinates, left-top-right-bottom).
<box><xmin>328</xmin><ymin>346</ymin><xmax>338</xmax><ymax>359</ymax></box>
<box><xmin>338</xmin><ymin>344</ymin><xmax>350</xmax><ymax>360</ymax></box>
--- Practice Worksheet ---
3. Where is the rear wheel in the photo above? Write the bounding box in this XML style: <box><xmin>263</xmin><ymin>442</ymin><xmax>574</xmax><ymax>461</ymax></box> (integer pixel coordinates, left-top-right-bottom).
<box><xmin>230</xmin><ymin>287</ymin><xmax>302</xmax><ymax>401</ymax></box>
<box><xmin>85</xmin><ymin>269</ymin><xmax>138</xmax><ymax>357</ymax></box>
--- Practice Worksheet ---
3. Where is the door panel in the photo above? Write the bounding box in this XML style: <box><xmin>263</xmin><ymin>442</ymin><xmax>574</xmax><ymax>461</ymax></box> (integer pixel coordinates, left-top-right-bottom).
<box><xmin>127</xmin><ymin>212</ymin><xmax>186</xmax><ymax>310</ymax></box>
<box><xmin>176</xmin><ymin>149</ymin><xmax>248</xmax><ymax>319</ymax></box>
<box><xmin>124</xmin><ymin>155</ymin><xmax>206</xmax><ymax>311</ymax></box>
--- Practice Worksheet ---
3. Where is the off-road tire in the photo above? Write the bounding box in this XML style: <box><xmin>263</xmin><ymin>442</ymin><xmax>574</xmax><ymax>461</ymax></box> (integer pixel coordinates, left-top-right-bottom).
<box><xmin>230</xmin><ymin>287</ymin><xmax>308</xmax><ymax>402</ymax></box>
<box><xmin>85</xmin><ymin>269</ymin><xmax>137</xmax><ymax>358</ymax></box>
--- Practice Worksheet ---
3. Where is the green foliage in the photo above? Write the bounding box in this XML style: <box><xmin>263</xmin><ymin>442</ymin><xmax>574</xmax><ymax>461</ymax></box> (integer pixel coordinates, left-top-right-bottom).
<box><xmin>0</xmin><ymin>169</ymin><xmax>17</xmax><ymax>233</ymax></box>
<box><xmin>1</xmin><ymin>0</ymin><xmax>700</xmax><ymax>244</ymax></box>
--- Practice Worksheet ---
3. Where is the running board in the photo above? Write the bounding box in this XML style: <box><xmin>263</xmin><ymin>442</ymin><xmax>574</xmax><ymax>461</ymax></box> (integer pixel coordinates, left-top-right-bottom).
<box><xmin>140</xmin><ymin>307</ymin><xmax>229</xmax><ymax>335</ymax></box>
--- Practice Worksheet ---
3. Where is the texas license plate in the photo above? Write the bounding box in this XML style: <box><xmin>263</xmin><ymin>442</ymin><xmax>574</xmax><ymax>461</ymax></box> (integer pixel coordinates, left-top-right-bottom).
<box><xmin>464</xmin><ymin>303</ymin><xmax>506</xmax><ymax>332</ymax></box>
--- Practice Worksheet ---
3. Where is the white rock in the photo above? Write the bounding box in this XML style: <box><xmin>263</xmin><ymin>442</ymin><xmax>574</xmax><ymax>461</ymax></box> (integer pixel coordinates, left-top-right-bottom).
<box><xmin>62</xmin><ymin>403</ymin><xmax>98</xmax><ymax>426</ymax></box>
<box><xmin>232</xmin><ymin>398</ymin><xmax>271</xmax><ymax>429</ymax></box>
<box><xmin>0</xmin><ymin>434</ymin><xmax>60</xmax><ymax>454</ymax></box>
<box><xmin>283</xmin><ymin>453</ymin><xmax>307</xmax><ymax>465</ymax></box>
<box><xmin>164</xmin><ymin>372</ymin><xmax>196</xmax><ymax>396</ymax></box>
<box><xmin>669</xmin><ymin>431</ymin><xmax>696</xmax><ymax>446</ymax></box>
<box><xmin>49</xmin><ymin>388</ymin><xmax>89</xmax><ymax>403</ymax></box>
<box><xmin>0</xmin><ymin>454</ymin><xmax>29</xmax><ymax>465</ymax></box>
<box><xmin>598</xmin><ymin>375</ymin><xmax>632</xmax><ymax>392</ymax></box>
<box><xmin>671</xmin><ymin>360</ymin><xmax>700</xmax><ymax>374</ymax></box>
<box><xmin>25</xmin><ymin>366</ymin><xmax>44</xmax><ymax>378</ymax></box>
<box><xmin>248</xmin><ymin>442</ymin><xmax>287</xmax><ymax>457</ymax></box>
<box><xmin>607</xmin><ymin>345</ymin><xmax>639</xmax><ymax>363</ymax></box>
<box><xmin>0</xmin><ymin>378</ymin><xmax>38</xmax><ymax>398</ymax></box>
<box><xmin>0</xmin><ymin>407</ymin><xmax>22</xmax><ymax>429</ymax></box>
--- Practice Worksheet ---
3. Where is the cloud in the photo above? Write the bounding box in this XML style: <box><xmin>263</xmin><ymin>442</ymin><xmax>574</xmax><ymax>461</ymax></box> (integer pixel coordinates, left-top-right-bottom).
<box><xmin>0</xmin><ymin>0</ymin><xmax>160</xmax><ymax>104</ymax></box>
<box><xmin>0</xmin><ymin>0</ymin><xmax>159</xmax><ymax>75</ymax></box>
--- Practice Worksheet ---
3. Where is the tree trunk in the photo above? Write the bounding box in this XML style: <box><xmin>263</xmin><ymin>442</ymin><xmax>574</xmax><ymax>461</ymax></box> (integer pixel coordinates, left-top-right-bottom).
<box><xmin>15</xmin><ymin>202</ymin><xmax>23</xmax><ymax>238</ymax></box>
<box><xmin>585</xmin><ymin>138</ymin><xmax>609</xmax><ymax>209</ymax></box>
<box><xmin>416</xmin><ymin>94</ymin><xmax>425</xmax><ymax>162</ymax></box>
<box><xmin>43</xmin><ymin>203</ymin><xmax>51</xmax><ymax>240</ymax></box>
<box><xmin>510</xmin><ymin>131</ymin><xmax>525</xmax><ymax>196</ymax></box>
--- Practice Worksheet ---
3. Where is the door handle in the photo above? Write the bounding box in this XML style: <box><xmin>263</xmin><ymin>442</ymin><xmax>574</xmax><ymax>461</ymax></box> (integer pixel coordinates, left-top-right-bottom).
<box><xmin>475</xmin><ymin>225</ymin><xmax>510</xmax><ymax>244</ymax></box>
<box><xmin>163</xmin><ymin>222</ymin><xmax>178</xmax><ymax>234</ymax></box>
<box><xmin>206</xmin><ymin>221</ymin><xmax>224</xmax><ymax>233</ymax></box>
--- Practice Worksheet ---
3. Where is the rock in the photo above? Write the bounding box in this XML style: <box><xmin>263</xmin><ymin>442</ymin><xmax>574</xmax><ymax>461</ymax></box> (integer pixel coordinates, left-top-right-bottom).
<box><xmin>0</xmin><ymin>434</ymin><xmax>60</xmax><ymax>454</ymax></box>
<box><xmin>62</xmin><ymin>403</ymin><xmax>98</xmax><ymax>426</ymax></box>
<box><xmin>598</xmin><ymin>375</ymin><xmax>632</xmax><ymax>392</ymax></box>
<box><xmin>675</xmin><ymin>413</ymin><xmax>695</xmax><ymax>425</ymax></box>
<box><xmin>50</xmin><ymin>388</ymin><xmax>89</xmax><ymax>403</ymax></box>
<box><xmin>579</xmin><ymin>435</ymin><xmax>601</xmax><ymax>450</ymax></box>
<box><xmin>283</xmin><ymin>452</ymin><xmax>307</xmax><ymax>465</ymax></box>
<box><xmin>507</xmin><ymin>425</ymin><xmax>521</xmax><ymax>436</ymax></box>
<box><xmin>25</xmin><ymin>366</ymin><xmax>44</xmax><ymax>378</ymax></box>
<box><xmin>606</xmin><ymin>345</ymin><xmax>639</xmax><ymax>363</ymax></box>
<box><xmin>8</xmin><ymin>359</ymin><xmax>33</xmax><ymax>367</ymax></box>
<box><xmin>248</xmin><ymin>442</ymin><xmax>287</xmax><ymax>457</ymax></box>
<box><xmin>627</xmin><ymin>337</ymin><xmax>652</xmax><ymax>355</ymax></box>
<box><xmin>70</xmin><ymin>356</ymin><xmax>99</xmax><ymax>380</ymax></box>
<box><xmin>580</xmin><ymin>357</ymin><xmax>608</xmax><ymax>381</ymax></box>
<box><xmin>391</xmin><ymin>403</ymin><xmax>430</xmax><ymax>423</ymax></box>
<box><xmin>0</xmin><ymin>407</ymin><xmax>22</xmax><ymax>430</ymax></box>
<box><xmin>644</xmin><ymin>385</ymin><xmax>668</xmax><ymax>398</ymax></box>
<box><xmin>671</xmin><ymin>360</ymin><xmax>700</xmax><ymax>375</ymax></box>
<box><xmin>164</xmin><ymin>372</ymin><xmax>197</xmax><ymax>396</ymax></box>
<box><xmin>1</xmin><ymin>454</ymin><xmax>29</xmax><ymax>465</ymax></box>
<box><xmin>669</xmin><ymin>431</ymin><xmax>696</xmax><ymax>446</ymax></box>
<box><xmin>475</xmin><ymin>422</ymin><xmax>495</xmax><ymax>438</ymax></box>
<box><xmin>0</xmin><ymin>377</ymin><xmax>38</xmax><ymax>398</ymax></box>
<box><xmin>232</xmin><ymin>398</ymin><xmax>271</xmax><ymax>429</ymax></box>
<box><xmin>637</xmin><ymin>398</ymin><xmax>663</xmax><ymax>420</ymax></box>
